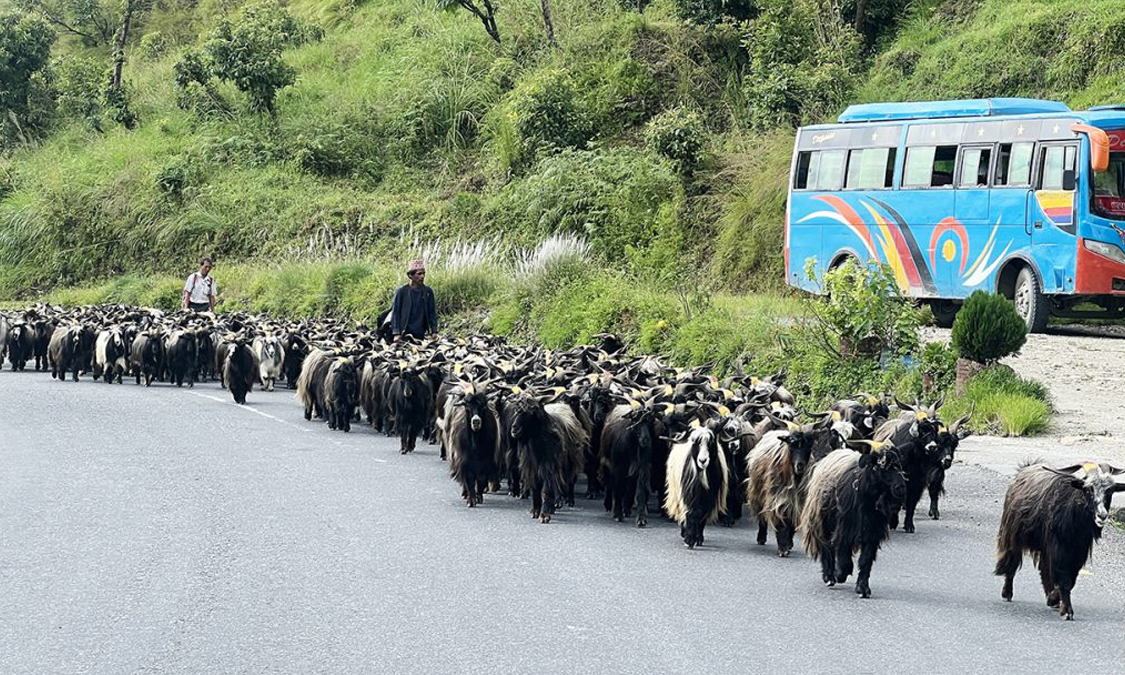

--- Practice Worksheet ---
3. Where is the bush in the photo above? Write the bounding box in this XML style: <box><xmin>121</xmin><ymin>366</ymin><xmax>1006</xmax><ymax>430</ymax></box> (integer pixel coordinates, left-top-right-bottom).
<box><xmin>805</xmin><ymin>259</ymin><xmax>922</xmax><ymax>357</ymax></box>
<box><xmin>674</xmin><ymin>0</ymin><xmax>757</xmax><ymax>25</ymax></box>
<box><xmin>138</xmin><ymin>31</ymin><xmax>169</xmax><ymax>61</ymax></box>
<box><xmin>501</xmin><ymin>69</ymin><xmax>593</xmax><ymax>170</ymax></box>
<box><xmin>51</xmin><ymin>55</ymin><xmax>104</xmax><ymax>125</ymax></box>
<box><xmin>644</xmin><ymin>105</ymin><xmax>706</xmax><ymax>175</ymax></box>
<box><xmin>951</xmin><ymin>290</ymin><xmax>1027</xmax><ymax>364</ymax></box>
<box><xmin>918</xmin><ymin>341</ymin><xmax>957</xmax><ymax>392</ymax></box>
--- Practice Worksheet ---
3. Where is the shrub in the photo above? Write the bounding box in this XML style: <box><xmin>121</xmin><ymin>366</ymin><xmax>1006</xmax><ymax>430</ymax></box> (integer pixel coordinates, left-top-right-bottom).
<box><xmin>644</xmin><ymin>105</ymin><xmax>706</xmax><ymax>175</ymax></box>
<box><xmin>51</xmin><ymin>54</ymin><xmax>104</xmax><ymax>125</ymax></box>
<box><xmin>805</xmin><ymin>259</ymin><xmax>922</xmax><ymax>357</ymax></box>
<box><xmin>918</xmin><ymin>341</ymin><xmax>957</xmax><ymax>393</ymax></box>
<box><xmin>502</xmin><ymin>69</ymin><xmax>593</xmax><ymax>170</ymax></box>
<box><xmin>674</xmin><ymin>0</ymin><xmax>757</xmax><ymax>25</ymax></box>
<box><xmin>951</xmin><ymin>290</ymin><xmax>1027</xmax><ymax>364</ymax></box>
<box><xmin>138</xmin><ymin>31</ymin><xmax>168</xmax><ymax>61</ymax></box>
<box><xmin>292</xmin><ymin>122</ymin><xmax>381</xmax><ymax>180</ymax></box>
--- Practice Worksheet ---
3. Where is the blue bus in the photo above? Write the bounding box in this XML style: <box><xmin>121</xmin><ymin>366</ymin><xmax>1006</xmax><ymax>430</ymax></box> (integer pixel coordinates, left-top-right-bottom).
<box><xmin>785</xmin><ymin>98</ymin><xmax>1125</xmax><ymax>331</ymax></box>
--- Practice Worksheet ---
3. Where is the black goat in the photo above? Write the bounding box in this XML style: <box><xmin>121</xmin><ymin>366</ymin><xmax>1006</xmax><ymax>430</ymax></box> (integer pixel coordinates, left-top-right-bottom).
<box><xmin>872</xmin><ymin>408</ymin><xmax>943</xmax><ymax>533</ymax></box>
<box><xmin>445</xmin><ymin>383</ymin><xmax>500</xmax><ymax>506</ymax></box>
<box><xmin>7</xmin><ymin>322</ymin><xmax>33</xmax><ymax>371</ymax></box>
<box><xmin>924</xmin><ymin>408</ymin><xmax>973</xmax><ymax>521</ymax></box>
<box><xmin>389</xmin><ymin>368</ymin><xmax>431</xmax><ymax>453</ymax></box>
<box><xmin>283</xmin><ymin>333</ymin><xmax>308</xmax><ymax>390</ymax></box>
<box><xmin>32</xmin><ymin>320</ymin><xmax>53</xmax><ymax>371</ymax></box>
<box><xmin>801</xmin><ymin>444</ymin><xmax>907</xmax><ymax>598</ymax></box>
<box><xmin>508</xmin><ymin>393</ymin><xmax>587</xmax><ymax>523</ymax></box>
<box><xmin>599</xmin><ymin>404</ymin><xmax>662</xmax><ymax>527</ymax></box>
<box><xmin>324</xmin><ymin>357</ymin><xmax>359</xmax><ymax>432</ymax></box>
<box><xmin>48</xmin><ymin>325</ymin><xmax>93</xmax><ymax>382</ymax></box>
<box><xmin>664</xmin><ymin>421</ymin><xmax>733</xmax><ymax>548</ymax></box>
<box><xmin>223</xmin><ymin>339</ymin><xmax>256</xmax><ymax>405</ymax></box>
<box><xmin>130</xmin><ymin>331</ymin><xmax>164</xmax><ymax>387</ymax></box>
<box><xmin>165</xmin><ymin>330</ymin><xmax>198</xmax><ymax>388</ymax></box>
<box><xmin>996</xmin><ymin>462</ymin><xmax>1124</xmax><ymax>620</ymax></box>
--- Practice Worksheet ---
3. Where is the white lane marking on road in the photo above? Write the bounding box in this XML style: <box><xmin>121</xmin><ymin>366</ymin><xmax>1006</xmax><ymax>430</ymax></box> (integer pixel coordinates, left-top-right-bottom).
<box><xmin>185</xmin><ymin>391</ymin><xmax>387</xmax><ymax>462</ymax></box>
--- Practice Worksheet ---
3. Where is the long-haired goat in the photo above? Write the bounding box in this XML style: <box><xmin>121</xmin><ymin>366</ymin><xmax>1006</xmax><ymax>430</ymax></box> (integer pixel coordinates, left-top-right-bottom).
<box><xmin>800</xmin><ymin>444</ymin><xmax>907</xmax><ymax>598</ymax></box>
<box><xmin>872</xmin><ymin>400</ymin><xmax>947</xmax><ymax>533</ymax></box>
<box><xmin>445</xmin><ymin>383</ymin><xmax>501</xmax><ymax>506</ymax></box>
<box><xmin>253</xmin><ymin>335</ymin><xmax>285</xmax><ymax>392</ymax></box>
<box><xmin>324</xmin><ymin>357</ymin><xmax>359</xmax><ymax>432</ymax></box>
<box><xmin>664</xmin><ymin>421</ymin><xmax>732</xmax><ymax>549</ymax></box>
<box><xmin>297</xmin><ymin>348</ymin><xmax>332</xmax><ymax>421</ymax></box>
<box><xmin>745</xmin><ymin>419</ymin><xmax>839</xmax><ymax>557</ymax></box>
<box><xmin>508</xmin><ymin>393</ymin><xmax>587</xmax><ymax>523</ymax></box>
<box><xmin>996</xmin><ymin>461</ymin><xmax>1124</xmax><ymax>620</ymax></box>
<box><xmin>130</xmin><ymin>330</ymin><xmax>164</xmax><ymax>387</ymax></box>
<box><xmin>223</xmin><ymin>338</ymin><xmax>256</xmax><ymax>405</ymax></box>
<box><xmin>598</xmin><ymin>404</ymin><xmax>663</xmax><ymax>527</ymax></box>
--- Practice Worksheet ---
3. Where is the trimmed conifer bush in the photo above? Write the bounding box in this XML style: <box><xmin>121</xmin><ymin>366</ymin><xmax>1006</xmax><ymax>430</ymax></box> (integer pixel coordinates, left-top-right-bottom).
<box><xmin>951</xmin><ymin>291</ymin><xmax>1028</xmax><ymax>365</ymax></box>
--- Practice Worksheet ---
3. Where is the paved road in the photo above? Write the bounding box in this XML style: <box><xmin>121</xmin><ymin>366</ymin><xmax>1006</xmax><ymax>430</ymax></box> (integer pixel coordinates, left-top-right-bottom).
<box><xmin>2</xmin><ymin>371</ymin><xmax>1123</xmax><ymax>674</ymax></box>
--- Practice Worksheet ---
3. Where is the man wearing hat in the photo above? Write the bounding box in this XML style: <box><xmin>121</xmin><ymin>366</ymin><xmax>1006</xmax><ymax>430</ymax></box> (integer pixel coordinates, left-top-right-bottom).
<box><xmin>389</xmin><ymin>259</ymin><xmax>438</xmax><ymax>342</ymax></box>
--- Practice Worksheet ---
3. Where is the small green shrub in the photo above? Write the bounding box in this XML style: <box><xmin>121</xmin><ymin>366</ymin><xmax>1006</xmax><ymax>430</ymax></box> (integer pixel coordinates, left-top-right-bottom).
<box><xmin>919</xmin><ymin>341</ymin><xmax>957</xmax><ymax>392</ymax></box>
<box><xmin>951</xmin><ymin>290</ymin><xmax>1027</xmax><ymax>364</ymax></box>
<box><xmin>805</xmin><ymin>259</ymin><xmax>922</xmax><ymax>357</ymax></box>
<box><xmin>138</xmin><ymin>31</ymin><xmax>169</xmax><ymax>61</ymax></box>
<box><xmin>644</xmin><ymin>105</ymin><xmax>706</xmax><ymax>175</ymax></box>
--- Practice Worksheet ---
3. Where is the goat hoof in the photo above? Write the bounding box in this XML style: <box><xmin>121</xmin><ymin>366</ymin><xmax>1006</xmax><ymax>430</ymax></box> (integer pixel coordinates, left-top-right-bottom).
<box><xmin>904</xmin><ymin>524</ymin><xmax>915</xmax><ymax>534</ymax></box>
<box><xmin>855</xmin><ymin>582</ymin><xmax>871</xmax><ymax>598</ymax></box>
<box><xmin>778</xmin><ymin>549</ymin><xmax>791</xmax><ymax>558</ymax></box>
<box><xmin>540</xmin><ymin>514</ymin><xmax>551</xmax><ymax>524</ymax></box>
<box><xmin>636</xmin><ymin>517</ymin><xmax>647</xmax><ymax>528</ymax></box>
<box><xmin>1047</xmin><ymin>590</ymin><xmax>1060</xmax><ymax>607</ymax></box>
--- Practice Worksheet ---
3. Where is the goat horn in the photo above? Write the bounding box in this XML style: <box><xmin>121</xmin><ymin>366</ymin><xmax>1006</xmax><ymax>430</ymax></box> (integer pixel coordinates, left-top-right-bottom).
<box><xmin>949</xmin><ymin>403</ymin><xmax>975</xmax><ymax>435</ymax></box>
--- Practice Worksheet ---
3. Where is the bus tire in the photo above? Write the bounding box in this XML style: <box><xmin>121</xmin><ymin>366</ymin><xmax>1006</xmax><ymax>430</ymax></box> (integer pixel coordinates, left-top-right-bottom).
<box><xmin>1013</xmin><ymin>266</ymin><xmax>1048</xmax><ymax>333</ymax></box>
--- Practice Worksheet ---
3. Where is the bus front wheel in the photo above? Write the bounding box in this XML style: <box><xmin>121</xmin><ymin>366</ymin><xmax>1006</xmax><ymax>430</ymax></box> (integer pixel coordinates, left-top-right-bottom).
<box><xmin>1013</xmin><ymin>267</ymin><xmax>1049</xmax><ymax>333</ymax></box>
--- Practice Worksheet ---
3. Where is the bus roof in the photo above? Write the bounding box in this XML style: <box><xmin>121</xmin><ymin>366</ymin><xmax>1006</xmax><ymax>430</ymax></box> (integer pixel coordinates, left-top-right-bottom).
<box><xmin>837</xmin><ymin>98</ymin><xmax>1071</xmax><ymax>123</ymax></box>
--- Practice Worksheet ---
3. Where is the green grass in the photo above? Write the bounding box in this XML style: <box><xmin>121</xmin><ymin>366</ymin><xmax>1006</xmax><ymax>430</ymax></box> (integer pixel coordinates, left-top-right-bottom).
<box><xmin>942</xmin><ymin>366</ymin><xmax>1052</xmax><ymax>437</ymax></box>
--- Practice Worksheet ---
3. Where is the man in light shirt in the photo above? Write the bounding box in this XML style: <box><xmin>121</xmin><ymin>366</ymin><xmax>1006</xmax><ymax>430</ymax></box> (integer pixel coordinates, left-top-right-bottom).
<box><xmin>182</xmin><ymin>258</ymin><xmax>218</xmax><ymax>312</ymax></box>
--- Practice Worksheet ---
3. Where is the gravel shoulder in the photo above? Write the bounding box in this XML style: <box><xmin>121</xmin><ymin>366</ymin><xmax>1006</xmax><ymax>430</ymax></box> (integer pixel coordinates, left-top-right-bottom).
<box><xmin>925</xmin><ymin>325</ymin><xmax>1125</xmax><ymax>474</ymax></box>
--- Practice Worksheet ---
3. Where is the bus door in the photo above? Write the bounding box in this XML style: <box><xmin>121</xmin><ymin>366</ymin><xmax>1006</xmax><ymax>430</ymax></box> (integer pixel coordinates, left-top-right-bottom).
<box><xmin>1029</xmin><ymin>141</ymin><xmax>1079</xmax><ymax>291</ymax></box>
<box><xmin>989</xmin><ymin>141</ymin><xmax>1035</xmax><ymax>280</ymax></box>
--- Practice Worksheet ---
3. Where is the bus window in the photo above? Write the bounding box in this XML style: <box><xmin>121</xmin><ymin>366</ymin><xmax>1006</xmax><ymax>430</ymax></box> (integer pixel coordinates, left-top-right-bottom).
<box><xmin>902</xmin><ymin>145</ymin><xmax>956</xmax><ymax>187</ymax></box>
<box><xmin>813</xmin><ymin>150</ymin><xmax>846</xmax><ymax>190</ymax></box>
<box><xmin>996</xmin><ymin>142</ymin><xmax>1034</xmax><ymax>186</ymax></box>
<box><xmin>845</xmin><ymin>147</ymin><xmax>896</xmax><ymax>189</ymax></box>
<box><xmin>1039</xmin><ymin>145</ymin><xmax>1071</xmax><ymax>190</ymax></box>
<box><xmin>959</xmin><ymin>147</ymin><xmax>992</xmax><ymax>187</ymax></box>
<box><xmin>794</xmin><ymin>152</ymin><xmax>813</xmax><ymax>189</ymax></box>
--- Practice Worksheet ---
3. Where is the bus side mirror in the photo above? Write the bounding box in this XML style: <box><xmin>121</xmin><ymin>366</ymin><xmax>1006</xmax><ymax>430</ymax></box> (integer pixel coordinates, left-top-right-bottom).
<box><xmin>1063</xmin><ymin>169</ymin><xmax>1077</xmax><ymax>191</ymax></box>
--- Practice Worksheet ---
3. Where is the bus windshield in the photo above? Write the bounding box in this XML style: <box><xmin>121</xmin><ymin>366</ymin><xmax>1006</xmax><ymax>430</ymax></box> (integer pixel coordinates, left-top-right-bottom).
<box><xmin>1093</xmin><ymin>151</ymin><xmax>1125</xmax><ymax>219</ymax></box>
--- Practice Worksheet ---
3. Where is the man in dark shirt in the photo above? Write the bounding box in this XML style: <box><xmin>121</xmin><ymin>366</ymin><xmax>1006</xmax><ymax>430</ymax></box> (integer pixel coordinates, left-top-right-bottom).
<box><xmin>390</xmin><ymin>259</ymin><xmax>438</xmax><ymax>342</ymax></box>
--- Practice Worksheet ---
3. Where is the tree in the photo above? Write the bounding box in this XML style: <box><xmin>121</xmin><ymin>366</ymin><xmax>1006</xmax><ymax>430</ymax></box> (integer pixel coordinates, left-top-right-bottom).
<box><xmin>436</xmin><ymin>0</ymin><xmax>499</xmax><ymax>44</ymax></box>
<box><xmin>203</xmin><ymin>1</ymin><xmax>299</xmax><ymax>116</ymax></box>
<box><xmin>0</xmin><ymin>11</ymin><xmax>55</xmax><ymax>144</ymax></box>
<box><xmin>540</xmin><ymin>0</ymin><xmax>556</xmax><ymax>48</ymax></box>
<box><xmin>674</xmin><ymin>0</ymin><xmax>758</xmax><ymax>25</ymax></box>
<box><xmin>13</xmin><ymin>0</ymin><xmax>116</xmax><ymax>46</ymax></box>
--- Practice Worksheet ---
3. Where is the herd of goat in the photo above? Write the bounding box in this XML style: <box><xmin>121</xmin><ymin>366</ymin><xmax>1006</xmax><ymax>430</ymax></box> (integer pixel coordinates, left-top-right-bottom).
<box><xmin>1</xmin><ymin>303</ymin><xmax>1122</xmax><ymax>619</ymax></box>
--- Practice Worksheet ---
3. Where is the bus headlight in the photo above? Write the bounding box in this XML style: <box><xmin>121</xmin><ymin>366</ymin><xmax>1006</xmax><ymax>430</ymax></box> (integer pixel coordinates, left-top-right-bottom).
<box><xmin>1084</xmin><ymin>239</ymin><xmax>1125</xmax><ymax>265</ymax></box>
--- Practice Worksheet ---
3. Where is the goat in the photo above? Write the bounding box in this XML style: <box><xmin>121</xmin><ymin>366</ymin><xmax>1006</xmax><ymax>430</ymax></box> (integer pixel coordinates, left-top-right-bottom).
<box><xmin>283</xmin><ymin>333</ymin><xmax>308</xmax><ymax>390</ymax></box>
<box><xmin>664</xmin><ymin>421</ymin><xmax>732</xmax><ymax>548</ymax></box>
<box><xmin>130</xmin><ymin>330</ymin><xmax>164</xmax><ymax>387</ymax></box>
<box><xmin>388</xmin><ymin>367</ymin><xmax>431</xmax><ymax>453</ymax></box>
<box><xmin>93</xmin><ymin>328</ymin><xmax>129</xmax><ymax>384</ymax></box>
<box><xmin>445</xmin><ymin>383</ymin><xmax>500</xmax><ymax>506</ymax></box>
<box><xmin>7</xmin><ymin>322</ymin><xmax>33</xmax><ymax>371</ymax></box>
<box><xmin>800</xmin><ymin>444</ymin><xmax>907</xmax><ymax>598</ymax></box>
<box><xmin>872</xmin><ymin>404</ymin><xmax>945</xmax><ymax>533</ymax></box>
<box><xmin>324</xmin><ymin>357</ymin><xmax>359</xmax><ymax>432</ymax></box>
<box><xmin>598</xmin><ymin>404</ymin><xmax>662</xmax><ymax>527</ymax></box>
<box><xmin>507</xmin><ymin>393</ymin><xmax>587</xmax><ymax>523</ymax></box>
<box><xmin>223</xmin><ymin>339</ymin><xmax>256</xmax><ymax>404</ymax></box>
<box><xmin>996</xmin><ymin>462</ymin><xmax>1124</xmax><ymax>620</ymax></box>
<box><xmin>32</xmin><ymin>319</ymin><xmax>53</xmax><ymax>371</ymax></box>
<box><xmin>745</xmin><ymin>420</ymin><xmax>834</xmax><ymax>557</ymax></box>
<box><xmin>253</xmin><ymin>335</ymin><xmax>285</xmax><ymax>392</ymax></box>
<box><xmin>924</xmin><ymin>408</ymin><xmax>973</xmax><ymax>521</ymax></box>
<box><xmin>48</xmin><ymin>325</ymin><xmax>92</xmax><ymax>382</ymax></box>
<box><xmin>165</xmin><ymin>329</ymin><xmax>198</xmax><ymax>388</ymax></box>
<box><xmin>296</xmin><ymin>348</ymin><xmax>332</xmax><ymax>421</ymax></box>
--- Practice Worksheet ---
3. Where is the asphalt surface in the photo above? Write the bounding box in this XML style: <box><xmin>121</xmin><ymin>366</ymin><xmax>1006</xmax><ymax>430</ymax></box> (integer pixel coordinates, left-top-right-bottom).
<box><xmin>2</xmin><ymin>370</ymin><xmax>1123</xmax><ymax>675</ymax></box>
